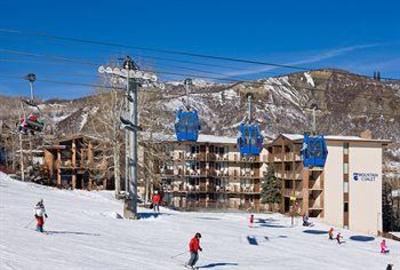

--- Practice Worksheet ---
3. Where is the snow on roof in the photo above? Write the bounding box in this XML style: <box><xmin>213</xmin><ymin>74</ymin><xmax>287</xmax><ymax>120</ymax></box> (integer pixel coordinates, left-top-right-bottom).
<box><xmin>144</xmin><ymin>133</ymin><xmax>238</xmax><ymax>144</ymax></box>
<box><xmin>280</xmin><ymin>133</ymin><xmax>391</xmax><ymax>143</ymax></box>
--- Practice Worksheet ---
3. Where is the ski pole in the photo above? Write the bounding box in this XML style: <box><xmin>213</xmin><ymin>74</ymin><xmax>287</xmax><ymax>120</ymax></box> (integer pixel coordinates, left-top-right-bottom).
<box><xmin>171</xmin><ymin>251</ymin><xmax>187</xmax><ymax>259</ymax></box>
<box><xmin>24</xmin><ymin>218</ymin><xmax>35</xmax><ymax>228</ymax></box>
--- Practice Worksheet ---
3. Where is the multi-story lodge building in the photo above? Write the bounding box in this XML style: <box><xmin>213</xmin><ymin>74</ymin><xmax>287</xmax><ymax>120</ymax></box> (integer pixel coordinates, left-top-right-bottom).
<box><xmin>147</xmin><ymin>132</ymin><xmax>389</xmax><ymax>234</ymax></box>
<box><xmin>146</xmin><ymin>134</ymin><xmax>269</xmax><ymax>211</ymax></box>
<box><xmin>268</xmin><ymin>133</ymin><xmax>390</xmax><ymax>235</ymax></box>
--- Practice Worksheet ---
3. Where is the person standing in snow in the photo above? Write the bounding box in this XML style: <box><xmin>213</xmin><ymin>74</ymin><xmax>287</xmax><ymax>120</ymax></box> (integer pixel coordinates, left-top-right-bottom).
<box><xmin>34</xmin><ymin>199</ymin><xmax>47</xmax><ymax>232</ymax></box>
<box><xmin>152</xmin><ymin>191</ymin><xmax>161</xmax><ymax>213</ymax></box>
<box><xmin>249</xmin><ymin>214</ymin><xmax>254</xmax><ymax>228</ymax></box>
<box><xmin>328</xmin><ymin>227</ymin><xmax>334</xmax><ymax>240</ymax></box>
<box><xmin>380</xmin><ymin>239</ymin><xmax>390</xmax><ymax>254</ymax></box>
<box><xmin>187</xmin><ymin>232</ymin><xmax>202</xmax><ymax>269</ymax></box>
<box><xmin>302</xmin><ymin>214</ymin><xmax>311</xmax><ymax>227</ymax></box>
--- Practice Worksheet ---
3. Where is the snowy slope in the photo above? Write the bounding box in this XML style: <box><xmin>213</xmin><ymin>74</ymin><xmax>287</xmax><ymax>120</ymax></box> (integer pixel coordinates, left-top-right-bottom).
<box><xmin>1</xmin><ymin>172</ymin><xmax>399</xmax><ymax>270</ymax></box>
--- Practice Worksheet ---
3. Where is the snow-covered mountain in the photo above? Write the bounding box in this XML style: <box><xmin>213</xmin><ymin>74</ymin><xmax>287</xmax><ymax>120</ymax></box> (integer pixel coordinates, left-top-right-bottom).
<box><xmin>1</xmin><ymin>172</ymin><xmax>399</xmax><ymax>270</ymax></box>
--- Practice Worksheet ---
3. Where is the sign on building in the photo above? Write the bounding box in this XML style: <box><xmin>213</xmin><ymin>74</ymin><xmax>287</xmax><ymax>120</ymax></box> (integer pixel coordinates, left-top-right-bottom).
<box><xmin>352</xmin><ymin>172</ymin><xmax>379</xmax><ymax>182</ymax></box>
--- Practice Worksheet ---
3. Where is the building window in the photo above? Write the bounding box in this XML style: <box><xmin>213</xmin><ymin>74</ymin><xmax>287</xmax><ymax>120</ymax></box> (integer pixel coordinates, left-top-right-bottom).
<box><xmin>344</xmin><ymin>202</ymin><xmax>349</xmax><ymax>213</ymax></box>
<box><xmin>284</xmin><ymin>163</ymin><xmax>292</xmax><ymax>171</ymax></box>
<box><xmin>191</xmin><ymin>146</ymin><xmax>200</xmax><ymax>154</ymax></box>
<box><xmin>344</xmin><ymin>182</ymin><xmax>349</xmax><ymax>193</ymax></box>
<box><xmin>343</xmin><ymin>143</ymin><xmax>349</xmax><ymax>155</ymax></box>
<box><xmin>343</xmin><ymin>163</ymin><xmax>349</xmax><ymax>174</ymax></box>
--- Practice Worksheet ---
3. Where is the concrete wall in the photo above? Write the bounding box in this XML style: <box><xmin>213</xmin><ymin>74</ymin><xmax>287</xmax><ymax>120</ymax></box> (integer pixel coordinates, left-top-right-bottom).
<box><xmin>348</xmin><ymin>142</ymin><xmax>383</xmax><ymax>234</ymax></box>
<box><xmin>323</xmin><ymin>141</ymin><xmax>344</xmax><ymax>227</ymax></box>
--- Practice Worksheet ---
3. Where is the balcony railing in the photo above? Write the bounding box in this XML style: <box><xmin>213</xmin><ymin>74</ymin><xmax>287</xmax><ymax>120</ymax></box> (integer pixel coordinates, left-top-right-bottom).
<box><xmin>283</xmin><ymin>189</ymin><xmax>303</xmax><ymax>198</ymax></box>
<box><xmin>309</xmin><ymin>200</ymin><xmax>323</xmax><ymax>209</ymax></box>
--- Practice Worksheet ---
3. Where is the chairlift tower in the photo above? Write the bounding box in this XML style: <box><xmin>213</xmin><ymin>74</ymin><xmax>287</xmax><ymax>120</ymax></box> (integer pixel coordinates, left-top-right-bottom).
<box><xmin>98</xmin><ymin>56</ymin><xmax>158</xmax><ymax>219</ymax></box>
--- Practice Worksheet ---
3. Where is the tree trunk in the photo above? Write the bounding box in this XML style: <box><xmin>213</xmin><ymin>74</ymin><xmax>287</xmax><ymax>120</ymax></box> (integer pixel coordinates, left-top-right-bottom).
<box><xmin>113</xmin><ymin>142</ymin><xmax>121</xmax><ymax>197</ymax></box>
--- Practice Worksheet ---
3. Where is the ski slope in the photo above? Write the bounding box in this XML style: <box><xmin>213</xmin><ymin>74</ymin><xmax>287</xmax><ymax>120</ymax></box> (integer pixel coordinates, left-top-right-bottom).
<box><xmin>0</xmin><ymin>172</ymin><xmax>398</xmax><ymax>270</ymax></box>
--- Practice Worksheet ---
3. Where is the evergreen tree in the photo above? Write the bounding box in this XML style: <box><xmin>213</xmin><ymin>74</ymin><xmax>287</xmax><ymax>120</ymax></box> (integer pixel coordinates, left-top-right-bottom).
<box><xmin>261</xmin><ymin>165</ymin><xmax>281</xmax><ymax>205</ymax></box>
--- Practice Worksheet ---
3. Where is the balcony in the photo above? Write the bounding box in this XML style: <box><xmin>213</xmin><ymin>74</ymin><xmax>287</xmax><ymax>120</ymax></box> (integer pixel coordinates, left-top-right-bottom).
<box><xmin>160</xmin><ymin>169</ymin><xmax>174</xmax><ymax>176</ymax></box>
<box><xmin>283</xmin><ymin>152</ymin><xmax>293</xmax><ymax>161</ymax></box>
<box><xmin>207</xmin><ymin>153</ymin><xmax>216</xmax><ymax>161</ymax></box>
<box><xmin>185</xmin><ymin>153</ymin><xmax>206</xmax><ymax>161</ymax></box>
<box><xmin>273</xmin><ymin>153</ymin><xmax>283</xmax><ymax>162</ymax></box>
<box><xmin>184</xmin><ymin>168</ymin><xmax>207</xmax><ymax>176</ymax></box>
<box><xmin>309</xmin><ymin>180</ymin><xmax>323</xmax><ymax>190</ymax></box>
<box><xmin>309</xmin><ymin>200</ymin><xmax>323</xmax><ymax>210</ymax></box>
<box><xmin>283</xmin><ymin>188</ymin><xmax>303</xmax><ymax>198</ymax></box>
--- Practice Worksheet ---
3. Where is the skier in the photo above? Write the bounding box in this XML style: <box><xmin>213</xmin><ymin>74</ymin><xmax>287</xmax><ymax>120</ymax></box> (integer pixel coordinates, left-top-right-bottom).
<box><xmin>186</xmin><ymin>232</ymin><xmax>202</xmax><ymax>269</ymax></box>
<box><xmin>380</xmin><ymin>239</ymin><xmax>390</xmax><ymax>254</ymax></box>
<box><xmin>249</xmin><ymin>214</ymin><xmax>254</xmax><ymax>228</ymax></box>
<box><xmin>336</xmin><ymin>232</ymin><xmax>344</xmax><ymax>244</ymax></box>
<box><xmin>302</xmin><ymin>214</ymin><xmax>312</xmax><ymax>227</ymax></box>
<box><xmin>386</xmin><ymin>264</ymin><xmax>393</xmax><ymax>270</ymax></box>
<box><xmin>152</xmin><ymin>191</ymin><xmax>161</xmax><ymax>213</ymax></box>
<box><xmin>328</xmin><ymin>227</ymin><xmax>334</xmax><ymax>240</ymax></box>
<box><xmin>34</xmin><ymin>199</ymin><xmax>48</xmax><ymax>233</ymax></box>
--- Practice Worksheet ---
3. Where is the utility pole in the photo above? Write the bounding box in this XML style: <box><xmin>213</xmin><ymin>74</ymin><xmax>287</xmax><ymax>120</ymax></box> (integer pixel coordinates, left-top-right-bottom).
<box><xmin>98</xmin><ymin>57</ymin><xmax>158</xmax><ymax>219</ymax></box>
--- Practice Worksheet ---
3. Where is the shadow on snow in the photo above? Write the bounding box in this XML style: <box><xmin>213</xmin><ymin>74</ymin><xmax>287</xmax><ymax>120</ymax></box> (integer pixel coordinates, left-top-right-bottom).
<box><xmin>138</xmin><ymin>212</ymin><xmax>172</xmax><ymax>219</ymax></box>
<box><xmin>46</xmin><ymin>230</ymin><xmax>100</xmax><ymax>236</ymax></box>
<box><xmin>197</xmin><ymin>262</ymin><xmax>239</xmax><ymax>268</ymax></box>
<box><xmin>303</xmin><ymin>229</ymin><xmax>328</xmax><ymax>235</ymax></box>
<box><xmin>350</xmin><ymin>235</ymin><xmax>375</xmax><ymax>242</ymax></box>
<box><xmin>247</xmin><ymin>236</ymin><xmax>258</xmax><ymax>245</ymax></box>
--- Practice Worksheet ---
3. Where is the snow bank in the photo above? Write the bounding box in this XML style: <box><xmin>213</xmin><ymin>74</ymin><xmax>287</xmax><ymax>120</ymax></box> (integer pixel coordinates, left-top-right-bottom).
<box><xmin>304</xmin><ymin>72</ymin><xmax>315</xmax><ymax>87</ymax></box>
<box><xmin>1</xmin><ymin>172</ymin><xmax>399</xmax><ymax>270</ymax></box>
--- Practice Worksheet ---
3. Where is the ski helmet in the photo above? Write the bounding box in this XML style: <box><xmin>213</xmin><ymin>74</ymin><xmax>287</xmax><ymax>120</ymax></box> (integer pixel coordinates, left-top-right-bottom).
<box><xmin>195</xmin><ymin>232</ymin><xmax>202</xmax><ymax>238</ymax></box>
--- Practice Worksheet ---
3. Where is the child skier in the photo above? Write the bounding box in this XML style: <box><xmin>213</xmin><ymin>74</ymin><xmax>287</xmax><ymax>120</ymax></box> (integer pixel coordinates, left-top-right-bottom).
<box><xmin>336</xmin><ymin>232</ymin><xmax>344</xmax><ymax>244</ymax></box>
<box><xmin>328</xmin><ymin>227</ymin><xmax>334</xmax><ymax>240</ymax></box>
<box><xmin>186</xmin><ymin>232</ymin><xmax>202</xmax><ymax>269</ymax></box>
<box><xmin>34</xmin><ymin>199</ymin><xmax>48</xmax><ymax>233</ymax></box>
<box><xmin>302</xmin><ymin>214</ymin><xmax>312</xmax><ymax>227</ymax></box>
<box><xmin>249</xmin><ymin>214</ymin><xmax>254</xmax><ymax>228</ymax></box>
<box><xmin>380</xmin><ymin>239</ymin><xmax>390</xmax><ymax>254</ymax></box>
<box><xmin>152</xmin><ymin>191</ymin><xmax>161</xmax><ymax>213</ymax></box>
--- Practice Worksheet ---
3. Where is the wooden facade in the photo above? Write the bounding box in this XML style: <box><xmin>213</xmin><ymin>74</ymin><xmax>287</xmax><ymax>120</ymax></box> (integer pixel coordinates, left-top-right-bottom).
<box><xmin>43</xmin><ymin>134</ymin><xmax>111</xmax><ymax>190</ymax></box>
<box><xmin>146</xmin><ymin>135</ymin><xmax>269</xmax><ymax>211</ymax></box>
<box><xmin>267</xmin><ymin>134</ymin><xmax>324</xmax><ymax>217</ymax></box>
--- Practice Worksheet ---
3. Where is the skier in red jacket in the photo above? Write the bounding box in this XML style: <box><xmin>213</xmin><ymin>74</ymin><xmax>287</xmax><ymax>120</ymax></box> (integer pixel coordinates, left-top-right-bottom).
<box><xmin>152</xmin><ymin>191</ymin><xmax>161</xmax><ymax>213</ymax></box>
<box><xmin>186</xmin><ymin>233</ymin><xmax>202</xmax><ymax>269</ymax></box>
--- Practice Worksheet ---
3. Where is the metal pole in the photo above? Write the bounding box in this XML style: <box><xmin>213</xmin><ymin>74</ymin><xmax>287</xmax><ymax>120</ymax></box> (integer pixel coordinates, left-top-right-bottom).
<box><xmin>125</xmin><ymin>72</ymin><xmax>130</xmax><ymax>196</ymax></box>
<box><xmin>312</xmin><ymin>107</ymin><xmax>316</xmax><ymax>135</ymax></box>
<box><xmin>19</xmin><ymin>133</ymin><xmax>24</xmax><ymax>181</ymax></box>
<box><xmin>184</xmin><ymin>78</ymin><xmax>191</xmax><ymax>109</ymax></box>
<box><xmin>29</xmin><ymin>81</ymin><xmax>34</xmax><ymax>101</ymax></box>
<box><xmin>125</xmin><ymin>128</ymin><xmax>129</xmax><ymax>194</ymax></box>
<box><xmin>127</xmin><ymin>79</ymin><xmax>138</xmax><ymax>218</ymax></box>
<box><xmin>123</xmin><ymin>56</ymin><xmax>138</xmax><ymax>219</ymax></box>
<box><xmin>248</xmin><ymin>94</ymin><xmax>252</xmax><ymax>123</ymax></box>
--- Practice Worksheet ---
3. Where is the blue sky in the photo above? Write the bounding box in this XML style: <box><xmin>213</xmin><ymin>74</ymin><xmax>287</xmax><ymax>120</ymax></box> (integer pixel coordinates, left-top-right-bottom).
<box><xmin>0</xmin><ymin>0</ymin><xmax>399</xmax><ymax>99</ymax></box>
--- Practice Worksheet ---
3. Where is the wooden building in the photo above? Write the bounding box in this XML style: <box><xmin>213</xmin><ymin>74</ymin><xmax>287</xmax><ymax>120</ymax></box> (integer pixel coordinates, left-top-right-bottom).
<box><xmin>43</xmin><ymin>134</ymin><xmax>112</xmax><ymax>190</ymax></box>
<box><xmin>143</xmin><ymin>134</ymin><xmax>269</xmax><ymax>211</ymax></box>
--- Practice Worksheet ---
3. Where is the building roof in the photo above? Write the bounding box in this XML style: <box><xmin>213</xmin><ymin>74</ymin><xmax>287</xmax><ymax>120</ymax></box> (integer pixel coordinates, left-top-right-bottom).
<box><xmin>276</xmin><ymin>133</ymin><xmax>392</xmax><ymax>144</ymax></box>
<box><xmin>145</xmin><ymin>133</ymin><xmax>238</xmax><ymax>144</ymax></box>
